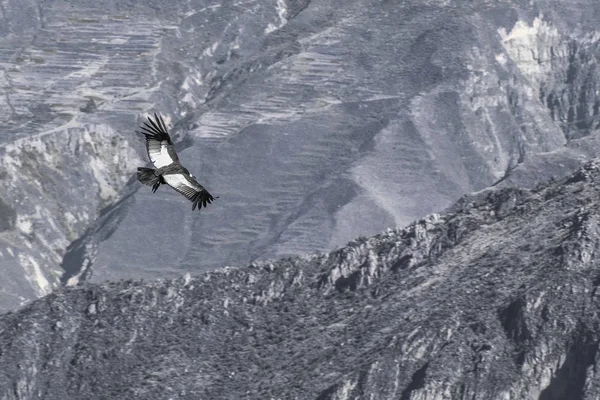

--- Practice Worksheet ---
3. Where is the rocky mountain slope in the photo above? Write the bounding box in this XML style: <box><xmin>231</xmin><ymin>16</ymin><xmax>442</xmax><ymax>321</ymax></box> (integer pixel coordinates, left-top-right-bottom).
<box><xmin>3</xmin><ymin>159</ymin><xmax>600</xmax><ymax>399</ymax></box>
<box><xmin>3</xmin><ymin>0</ymin><xmax>600</xmax><ymax>312</ymax></box>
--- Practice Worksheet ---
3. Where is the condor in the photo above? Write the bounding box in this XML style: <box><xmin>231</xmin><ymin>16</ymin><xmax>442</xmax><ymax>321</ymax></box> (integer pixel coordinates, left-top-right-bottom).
<box><xmin>136</xmin><ymin>114</ymin><xmax>216</xmax><ymax>211</ymax></box>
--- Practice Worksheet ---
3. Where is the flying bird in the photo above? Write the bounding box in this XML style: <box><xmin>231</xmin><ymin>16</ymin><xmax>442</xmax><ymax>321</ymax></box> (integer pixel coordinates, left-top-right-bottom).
<box><xmin>136</xmin><ymin>114</ymin><xmax>216</xmax><ymax>210</ymax></box>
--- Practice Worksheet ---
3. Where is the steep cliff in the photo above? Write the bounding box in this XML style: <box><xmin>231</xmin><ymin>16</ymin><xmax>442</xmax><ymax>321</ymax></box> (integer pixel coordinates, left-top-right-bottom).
<box><xmin>0</xmin><ymin>122</ymin><xmax>141</xmax><ymax>310</ymax></box>
<box><xmin>3</xmin><ymin>160</ymin><xmax>600</xmax><ymax>399</ymax></box>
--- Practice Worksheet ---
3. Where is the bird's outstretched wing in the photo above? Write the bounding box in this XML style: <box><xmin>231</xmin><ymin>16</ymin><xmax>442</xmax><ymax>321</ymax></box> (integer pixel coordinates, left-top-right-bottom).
<box><xmin>138</xmin><ymin>113</ymin><xmax>179</xmax><ymax>168</ymax></box>
<box><xmin>162</xmin><ymin>173</ymin><xmax>216</xmax><ymax>211</ymax></box>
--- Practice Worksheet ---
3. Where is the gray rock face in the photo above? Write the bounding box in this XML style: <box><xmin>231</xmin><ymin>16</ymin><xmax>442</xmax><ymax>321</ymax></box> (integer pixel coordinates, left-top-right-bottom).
<box><xmin>3</xmin><ymin>0</ymin><xmax>600</xmax><ymax>311</ymax></box>
<box><xmin>3</xmin><ymin>159</ymin><xmax>600</xmax><ymax>399</ymax></box>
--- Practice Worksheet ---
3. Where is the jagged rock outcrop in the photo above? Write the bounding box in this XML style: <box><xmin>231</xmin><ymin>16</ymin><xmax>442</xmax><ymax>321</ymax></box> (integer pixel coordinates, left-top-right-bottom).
<box><xmin>499</xmin><ymin>16</ymin><xmax>600</xmax><ymax>140</ymax></box>
<box><xmin>3</xmin><ymin>160</ymin><xmax>600</xmax><ymax>399</ymax></box>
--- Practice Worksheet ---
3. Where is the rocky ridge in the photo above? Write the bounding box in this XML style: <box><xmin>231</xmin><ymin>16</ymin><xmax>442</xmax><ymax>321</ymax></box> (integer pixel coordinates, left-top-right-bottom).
<box><xmin>3</xmin><ymin>159</ymin><xmax>600</xmax><ymax>399</ymax></box>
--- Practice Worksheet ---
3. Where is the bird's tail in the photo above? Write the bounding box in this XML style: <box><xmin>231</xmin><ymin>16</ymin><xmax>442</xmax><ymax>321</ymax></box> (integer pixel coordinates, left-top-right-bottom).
<box><xmin>191</xmin><ymin>189</ymin><xmax>217</xmax><ymax>211</ymax></box>
<box><xmin>137</xmin><ymin>167</ymin><xmax>161</xmax><ymax>193</ymax></box>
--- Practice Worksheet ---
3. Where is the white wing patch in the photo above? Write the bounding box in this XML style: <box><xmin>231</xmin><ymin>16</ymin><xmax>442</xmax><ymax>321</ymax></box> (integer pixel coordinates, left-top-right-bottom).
<box><xmin>148</xmin><ymin>141</ymin><xmax>174</xmax><ymax>168</ymax></box>
<box><xmin>163</xmin><ymin>174</ymin><xmax>201</xmax><ymax>198</ymax></box>
<box><xmin>140</xmin><ymin>114</ymin><xmax>179</xmax><ymax>168</ymax></box>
